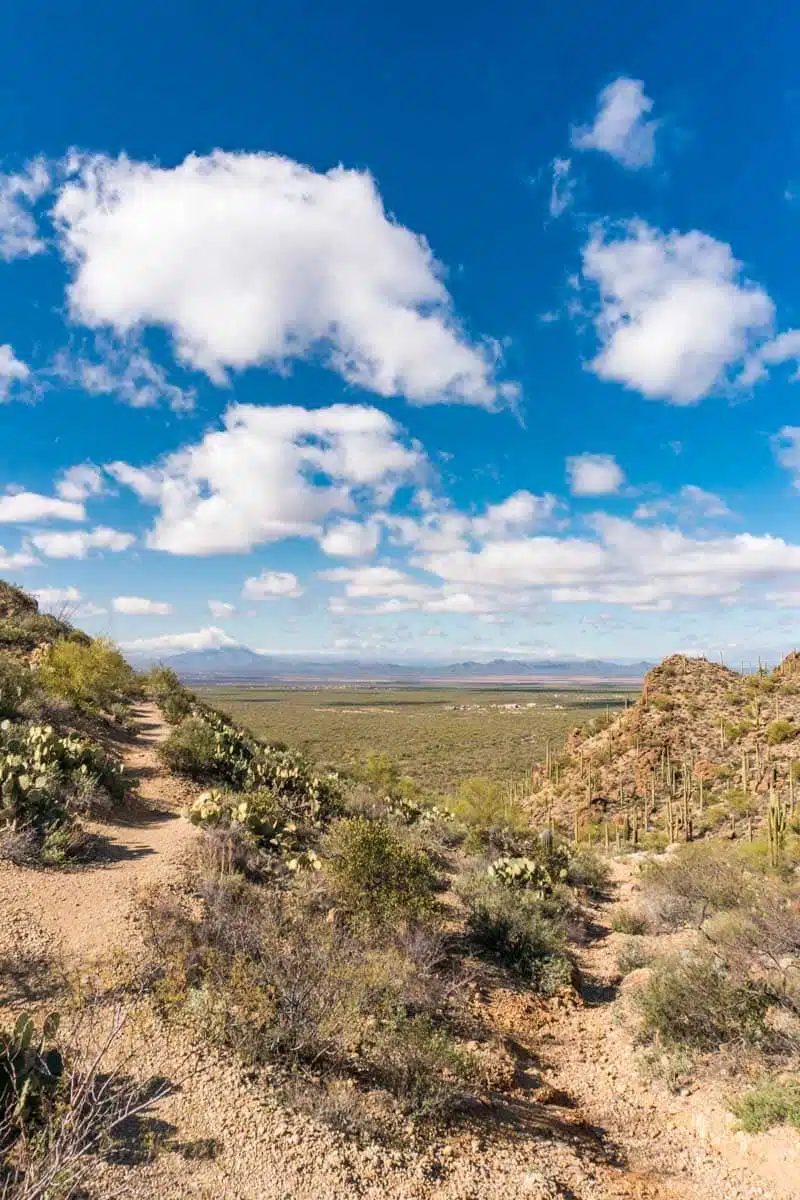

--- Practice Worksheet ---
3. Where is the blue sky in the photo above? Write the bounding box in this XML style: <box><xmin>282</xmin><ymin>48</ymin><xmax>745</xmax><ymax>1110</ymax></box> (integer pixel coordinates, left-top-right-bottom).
<box><xmin>2</xmin><ymin>0</ymin><xmax>800</xmax><ymax>663</ymax></box>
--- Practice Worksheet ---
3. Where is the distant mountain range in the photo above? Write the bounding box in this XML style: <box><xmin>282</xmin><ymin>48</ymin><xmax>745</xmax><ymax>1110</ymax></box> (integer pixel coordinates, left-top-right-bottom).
<box><xmin>127</xmin><ymin>644</ymin><xmax>653</xmax><ymax>683</ymax></box>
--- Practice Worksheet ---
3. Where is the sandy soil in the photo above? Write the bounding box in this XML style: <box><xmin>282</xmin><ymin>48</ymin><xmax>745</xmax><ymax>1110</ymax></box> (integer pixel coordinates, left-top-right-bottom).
<box><xmin>1</xmin><ymin>703</ymin><xmax>198</xmax><ymax>971</ymax></box>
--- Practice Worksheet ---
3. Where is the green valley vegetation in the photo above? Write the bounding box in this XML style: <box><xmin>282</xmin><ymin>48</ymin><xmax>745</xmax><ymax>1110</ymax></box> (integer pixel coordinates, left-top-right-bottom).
<box><xmin>196</xmin><ymin>683</ymin><xmax>635</xmax><ymax>793</ymax></box>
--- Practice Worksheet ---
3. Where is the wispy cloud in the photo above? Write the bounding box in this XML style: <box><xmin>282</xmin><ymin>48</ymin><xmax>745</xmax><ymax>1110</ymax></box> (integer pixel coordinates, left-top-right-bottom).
<box><xmin>571</xmin><ymin>77</ymin><xmax>659</xmax><ymax>169</ymax></box>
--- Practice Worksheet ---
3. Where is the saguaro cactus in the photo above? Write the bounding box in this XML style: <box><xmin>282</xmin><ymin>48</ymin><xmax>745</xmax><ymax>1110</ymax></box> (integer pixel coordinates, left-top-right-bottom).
<box><xmin>768</xmin><ymin>790</ymin><xmax>787</xmax><ymax>868</ymax></box>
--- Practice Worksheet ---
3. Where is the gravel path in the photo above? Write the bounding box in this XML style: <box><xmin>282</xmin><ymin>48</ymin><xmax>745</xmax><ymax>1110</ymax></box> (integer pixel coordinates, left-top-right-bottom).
<box><xmin>540</xmin><ymin>860</ymin><xmax>799</xmax><ymax>1200</ymax></box>
<box><xmin>0</xmin><ymin>703</ymin><xmax>198</xmax><ymax>972</ymax></box>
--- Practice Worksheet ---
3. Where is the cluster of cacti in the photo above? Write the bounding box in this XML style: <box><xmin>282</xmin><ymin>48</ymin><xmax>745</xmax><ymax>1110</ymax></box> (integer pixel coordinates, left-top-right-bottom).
<box><xmin>0</xmin><ymin>1011</ymin><xmax>63</xmax><ymax>1127</ymax></box>
<box><xmin>387</xmin><ymin>794</ymin><xmax>453</xmax><ymax>827</ymax></box>
<box><xmin>0</xmin><ymin>719</ymin><xmax>124</xmax><ymax>830</ymax></box>
<box><xmin>187</xmin><ymin>786</ymin><xmax>296</xmax><ymax>853</ymax></box>
<box><xmin>488</xmin><ymin>836</ymin><xmax>571</xmax><ymax>895</ymax></box>
<box><xmin>488</xmin><ymin>856</ymin><xmax>559</xmax><ymax>893</ymax></box>
<box><xmin>171</xmin><ymin>700</ymin><xmax>342</xmax><ymax>822</ymax></box>
<box><xmin>174</xmin><ymin>695</ymin><xmax>343</xmax><ymax>866</ymax></box>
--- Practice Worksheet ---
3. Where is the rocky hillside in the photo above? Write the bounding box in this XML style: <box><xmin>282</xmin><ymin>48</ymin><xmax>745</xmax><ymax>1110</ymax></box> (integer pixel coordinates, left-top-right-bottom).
<box><xmin>0</xmin><ymin>579</ymin><xmax>137</xmax><ymax>866</ymax></box>
<box><xmin>0</xmin><ymin>580</ymin><xmax>91</xmax><ymax>658</ymax></box>
<box><xmin>530</xmin><ymin>652</ymin><xmax>800</xmax><ymax>844</ymax></box>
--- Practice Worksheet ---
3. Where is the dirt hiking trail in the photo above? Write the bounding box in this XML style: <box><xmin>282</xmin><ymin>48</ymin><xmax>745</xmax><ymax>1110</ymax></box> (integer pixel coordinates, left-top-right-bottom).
<box><xmin>538</xmin><ymin>861</ymin><xmax>799</xmax><ymax>1200</ymax></box>
<box><xmin>1</xmin><ymin>702</ymin><xmax>198</xmax><ymax>970</ymax></box>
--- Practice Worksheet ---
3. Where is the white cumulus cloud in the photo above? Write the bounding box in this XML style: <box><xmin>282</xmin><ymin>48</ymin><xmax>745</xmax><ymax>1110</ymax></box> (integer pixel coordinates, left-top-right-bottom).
<box><xmin>742</xmin><ymin>329</ymin><xmax>800</xmax><ymax>387</ymax></box>
<box><xmin>52</xmin><ymin>151</ymin><xmax>515</xmax><ymax>407</ymax></box>
<box><xmin>414</xmin><ymin>514</ymin><xmax>800</xmax><ymax>613</ymax></box>
<box><xmin>0</xmin><ymin>492</ymin><xmax>85</xmax><ymax>523</ymax></box>
<box><xmin>32</xmin><ymin>586</ymin><xmax>81</xmax><ymax>611</ymax></box>
<box><xmin>112</xmin><ymin>595</ymin><xmax>173</xmax><ymax>615</ymax></box>
<box><xmin>29</xmin><ymin>527</ymin><xmax>133</xmax><ymax>559</ymax></box>
<box><xmin>773</xmin><ymin>426</ymin><xmax>800</xmax><ymax>487</ymax></box>
<box><xmin>322</xmin><ymin>565</ymin><xmax>429</xmax><ymax>603</ymax></box>
<box><xmin>472</xmin><ymin>492</ymin><xmax>559</xmax><ymax>538</ymax></box>
<box><xmin>108</xmin><ymin>402</ymin><xmax>422</xmax><ymax>555</ymax></box>
<box><xmin>548</xmin><ymin>158</ymin><xmax>575</xmax><ymax>218</ymax></box>
<box><xmin>581</xmin><ymin>220</ymin><xmax>774</xmax><ymax>404</ymax></box>
<box><xmin>53</xmin><ymin>341</ymin><xmax>195</xmax><ymax>412</ymax></box>
<box><xmin>634</xmin><ymin>485</ymin><xmax>731</xmax><ymax>522</ymax></box>
<box><xmin>319</xmin><ymin>519</ymin><xmax>382</xmax><ymax>558</ymax></box>
<box><xmin>0</xmin><ymin>546</ymin><xmax>39</xmax><ymax>571</ymax></box>
<box><xmin>242</xmin><ymin>571</ymin><xmax>304</xmax><ymax>599</ymax></box>
<box><xmin>119</xmin><ymin>627</ymin><xmax>239</xmax><ymax>654</ymax></box>
<box><xmin>566</xmin><ymin>453</ymin><xmax>625</xmax><ymax>496</ymax></box>
<box><xmin>571</xmin><ymin>77</ymin><xmax>659</xmax><ymax>169</ymax></box>
<box><xmin>56</xmin><ymin>464</ymin><xmax>106</xmax><ymax>502</ymax></box>
<box><xmin>388</xmin><ymin>491</ymin><xmax>558</xmax><ymax>559</ymax></box>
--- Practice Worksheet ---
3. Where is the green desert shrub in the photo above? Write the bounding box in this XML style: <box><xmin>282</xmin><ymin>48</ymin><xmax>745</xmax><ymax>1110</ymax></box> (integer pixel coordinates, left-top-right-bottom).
<box><xmin>452</xmin><ymin>777</ymin><xmax>527</xmax><ymax>832</ymax></box>
<box><xmin>361</xmin><ymin>750</ymin><xmax>402</xmax><ymax>795</ymax></box>
<box><xmin>38</xmin><ymin>638</ymin><xmax>136</xmax><ymax>711</ymax></box>
<box><xmin>159</xmin><ymin>689</ymin><xmax>194</xmax><ymax>725</ymax></box>
<box><xmin>729</xmin><ymin>1077</ymin><xmax>800</xmax><ymax>1133</ymax></box>
<box><xmin>611</xmin><ymin>905</ymin><xmax>649</xmax><ymax>935</ymax></box>
<box><xmin>158</xmin><ymin>716</ymin><xmax>219</xmax><ymax>778</ymax></box>
<box><xmin>367</xmin><ymin>1012</ymin><xmax>474</xmax><ymax>1119</ymax></box>
<box><xmin>567</xmin><ymin>847</ymin><xmax>611</xmax><ymax>894</ymax></box>
<box><xmin>0</xmin><ymin>655</ymin><xmax>37</xmax><ymax>720</ymax></box>
<box><xmin>616</xmin><ymin>940</ymin><xmax>654</xmax><ymax>974</ymax></box>
<box><xmin>636</xmin><ymin>952</ymin><xmax>772</xmax><ymax>1050</ymax></box>
<box><xmin>324</xmin><ymin>817</ymin><xmax>439</xmax><ymax>925</ymax></box>
<box><xmin>143</xmin><ymin>666</ymin><xmax>196</xmax><ymax>723</ymax></box>
<box><xmin>451</xmin><ymin>776</ymin><xmax>537</xmax><ymax>855</ymax></box>
<box><xmin>639</xmin><ymin>843</ymin><xmax>751</xmax><ymax>930</ymax></box>
<box><xmin>0</xmin><ymin>608</ymin><xmax>90</xmax><ymax>654</ymax></box>
<box><xmin>0</xmin><ymin>620</ymin><xmax>35</xmax><ymax>651</ymax></box>
<box><xmin>142</xmin><ymin>664</ymin><xmax>184</xmax><ymax>697</ymax></box>
<box><xmin>767</xmin><ymin>719</ymin><xmax>796</xmax><ymax>745</ymax></box>
<box><xmin>458</xmin><ymin>873</ymin><xmax>572</xmax><ymax>994</ymax></box>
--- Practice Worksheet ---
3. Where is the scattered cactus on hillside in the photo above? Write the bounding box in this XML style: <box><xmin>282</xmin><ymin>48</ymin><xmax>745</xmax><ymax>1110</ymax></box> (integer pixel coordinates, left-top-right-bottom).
<box><xmin>530</xmin><ymin>652</ymin><xmax>800</xmax><ymax>847</ymax></box>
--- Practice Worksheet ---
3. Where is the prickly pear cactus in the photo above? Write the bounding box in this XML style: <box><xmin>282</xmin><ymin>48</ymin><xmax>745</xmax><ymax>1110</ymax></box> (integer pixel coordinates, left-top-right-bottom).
<box><xmin>0</xmin><ymin>1010</ymin><xmax>63</xmax><ymax>1126</ymax></box>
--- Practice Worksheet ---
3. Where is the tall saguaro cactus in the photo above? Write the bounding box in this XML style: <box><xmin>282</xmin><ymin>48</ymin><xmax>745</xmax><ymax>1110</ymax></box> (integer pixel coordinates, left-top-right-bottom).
<box><xmin>768</xmin><ymin>790</ymin><xmax>787</xmax><ymax>868</ymax></box>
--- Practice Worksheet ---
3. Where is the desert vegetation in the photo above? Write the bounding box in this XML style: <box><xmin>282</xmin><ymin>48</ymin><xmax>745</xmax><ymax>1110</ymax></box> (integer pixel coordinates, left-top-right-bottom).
<box><xmin>0</xmin><ymin>584</ymin><xmax>137</xmax><ymax>866</ymax></box>
<box><xmin>139</xmin><ymin>667</ymin><xmax>609</xmax><ymax>1138</ymax></box>
<box><xmin>1</xmin><ymin>581</ymin><xmax>798</xmax><ymax>1197</ymax></box>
